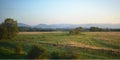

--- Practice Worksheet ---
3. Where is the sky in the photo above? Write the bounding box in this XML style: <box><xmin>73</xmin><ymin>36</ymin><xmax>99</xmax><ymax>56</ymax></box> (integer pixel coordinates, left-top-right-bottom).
<box><xmin>0</xmin><ymin>0</ymin><xmax>120</xmax><ymax>25</ymax></box>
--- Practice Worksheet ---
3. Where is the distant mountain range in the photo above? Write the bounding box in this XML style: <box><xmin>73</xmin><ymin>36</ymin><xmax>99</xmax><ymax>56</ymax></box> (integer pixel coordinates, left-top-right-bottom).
<box><xmin>18</xmin><ymin>23</ymin><xmax>120</xmax><ymax>29</ymax></box>
<box><xmin>18</xmin><ymin>23</ymin><xmax>31</xmax><ymax>27</ymax></box>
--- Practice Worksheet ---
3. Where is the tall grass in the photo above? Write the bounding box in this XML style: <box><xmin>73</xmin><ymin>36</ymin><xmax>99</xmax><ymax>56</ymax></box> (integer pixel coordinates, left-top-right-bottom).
<box><xmin>0</xmin><ymin>32</ymin><xmax>120</xmax><ymax>59</ymax></box>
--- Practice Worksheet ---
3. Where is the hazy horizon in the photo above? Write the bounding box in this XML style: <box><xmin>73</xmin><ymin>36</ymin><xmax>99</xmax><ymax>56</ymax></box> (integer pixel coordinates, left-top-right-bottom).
<box><xmin>18</xmin><ymin>22</ymin><xmax>120</xmax><ymax>26</ymax></box>
<box><xmin>0</xmin><ymin>0</ymin><xmax>120</xmax><ymax>25</ymax></box>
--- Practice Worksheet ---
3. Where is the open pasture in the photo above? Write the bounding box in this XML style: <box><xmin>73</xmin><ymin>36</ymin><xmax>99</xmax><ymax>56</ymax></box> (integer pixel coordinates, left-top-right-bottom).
<box><xmin>0</xmin><ymin>32</ymin><xmax>120</xmax><ymax>59</ymax></box>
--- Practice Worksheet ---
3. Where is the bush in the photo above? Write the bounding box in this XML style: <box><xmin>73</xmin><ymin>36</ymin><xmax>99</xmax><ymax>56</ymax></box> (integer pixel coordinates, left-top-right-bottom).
<box><xmin>0</xmin><ymin>47</ymin><xmax>14</xmax><ymax>55</ymax></box>
<box><xmin>69</xmin><ymin>27</ymin><xmax>82</xmax><ymax>35</ymax></box>
<box><xmin>50</xmin><ymin>51</ymin><xmax>62</xmax><ymax>59</ymax></box>
<box><xmin>89</xmin><ymin>27</ymin><xmax>103</xmax><ymax>32</ymax></box>
<box><xmin>14</xmin><ymin>44</ymin><xmax>23</xmax><ymax>55</ymax></box>
<box><xmin>27</xmin><ymin>45</ymin><xmax>47</xmax><ymax>59</ymax></box>
<box><xmin>70</xmin><ymin>51</ymin><xmax>80</xmax><ymax>59</ymax></box>
<box><xmin>50</xmin><ymin>51</ymin><xmax>80</xmax><ymax>59</ymax></box>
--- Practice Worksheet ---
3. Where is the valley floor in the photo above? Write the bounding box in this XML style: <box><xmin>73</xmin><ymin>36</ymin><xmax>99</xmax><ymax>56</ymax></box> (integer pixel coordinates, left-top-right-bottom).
<box><xmin>0</xmin><ymin>32</ymin><xmax>120</xmax><ymax>59</ymax></box>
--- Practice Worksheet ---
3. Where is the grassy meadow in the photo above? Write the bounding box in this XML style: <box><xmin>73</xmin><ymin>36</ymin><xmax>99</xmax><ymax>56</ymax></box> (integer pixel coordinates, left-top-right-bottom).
<box><xmin>0</xmin><ymin>32</ymin><xmax>120</xmax><ymax>59</ymax></box>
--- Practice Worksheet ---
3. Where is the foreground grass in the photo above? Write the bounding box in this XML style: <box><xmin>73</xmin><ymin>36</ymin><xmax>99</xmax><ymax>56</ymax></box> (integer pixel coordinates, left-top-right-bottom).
<box><xmin>0</xmin><ymin>32</ymin><xmax>120</xmax><ymax>59</ymax></box>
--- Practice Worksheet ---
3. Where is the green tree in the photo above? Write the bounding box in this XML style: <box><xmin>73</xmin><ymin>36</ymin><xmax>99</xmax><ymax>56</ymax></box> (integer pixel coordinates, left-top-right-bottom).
<box><xmin>0</xmin><ymin>18</ymin><xmax>18</xmax><ymax>39</ymax></box>
<box><xmin>89</xmin><ymin>27</ymin><xmax>103</xmax><ymax>32</ymax></box>
<box><xmin>0</xmin><ymin>25</ymin><xmax>7</xmax><ymax>39</ymax></box>
<box><xmin>69</xmin><ymin>27</ymin><xmax>83</xmax><ymax>35</ymax></box>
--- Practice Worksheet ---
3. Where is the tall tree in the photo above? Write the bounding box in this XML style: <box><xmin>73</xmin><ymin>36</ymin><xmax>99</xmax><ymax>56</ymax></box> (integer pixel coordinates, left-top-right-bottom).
<box><xmin>0</xmin><ymin>18</ymin><xmax>18</xmax><ymax>39</ymax></box>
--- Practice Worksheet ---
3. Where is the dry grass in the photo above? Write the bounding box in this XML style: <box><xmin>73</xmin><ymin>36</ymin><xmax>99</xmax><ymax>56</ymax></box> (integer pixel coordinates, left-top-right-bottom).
<box><xmin>65</xmin><ymin>41</ymin><xmax>119</xmax><ymax>51</ymax></box>
<box><xmin>37</xmin><ymin>41</ymin><xmax>120</xmax><ymax>54</ymax></box>
<box><xmin>86</xmin><ymin>32</ymin><xmax>120</xmax><ymax>36</ymax></box>
<box><xmin>19</xmin><ymin>31</ymin><xmax>63</xmax><ymax>34</ymax></box>
<box><xmin>18</xmin><ymin>32</ymin><xmax>120</xmax><ymax>53</ymax></box>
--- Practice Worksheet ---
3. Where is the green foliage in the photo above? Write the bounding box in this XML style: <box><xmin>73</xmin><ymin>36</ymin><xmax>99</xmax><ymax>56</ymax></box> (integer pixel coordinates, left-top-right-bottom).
<box><xmin>69</xmin><ymin>27</ymin><xmax>83</xmax><ymax>35</ymax></box>
<box><xmin>27</xmin><ymin>45</ymin><xmax>46</xmax><ymax>59</ymax></box>
<box><xmin>0</xmin><ymin>32</ymin><xmax>120</xmax><ymax>59</ymax></box>
<box><xmin>14</xmin><ymin>44</ymin><xmax>23</xmax><ymax>55</ymax></box>
<box><xmin>0</xmin><ymin>18</ymin><xmax>18</xmax><ymax>39</ymax></box>
<box><xmin>89</xmin><ymin>27</ymin><xmax>103</xmax><ymax>32</ymax></box>
<box><xmin>0</xmin><ymin>47</ymin><xmax>14</xmax><ymax>55</ymax></box>
<box><xmin>50</xmin><ymin>51</ymin><xmax>62</xmax><ymax>59</ymax></box>
<box><xmin>50</xmin><ymin>51</ymin><xmax>80</xmax><ymax>59</ymax></box>
<box><xmin>0</xmin><ymin>25</ymin><xmax>8</xmax><ymax>39</ymax></box>
<box><xmin>0</xmin><ymin>47</ymin><xmax>26</xmax><ymax>59</ymax></box>
<box><xmin>70</xmin><ymin>51</ymin><xmax>81</xmax><ymax>59</ymax></box>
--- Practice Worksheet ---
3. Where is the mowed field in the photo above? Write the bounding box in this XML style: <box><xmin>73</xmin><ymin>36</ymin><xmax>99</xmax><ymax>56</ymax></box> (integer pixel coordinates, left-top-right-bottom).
<box><xmin>0</xmin><ymin>32</ymin><xmax>120</xmax><ymax>59</ymax></box>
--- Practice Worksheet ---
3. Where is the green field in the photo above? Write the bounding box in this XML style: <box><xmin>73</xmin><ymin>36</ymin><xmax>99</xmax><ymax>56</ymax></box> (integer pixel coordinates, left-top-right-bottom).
<box><xmin>0</xmin><ymin>32</ymin><xmax>120</xmax><ymax>59</ymax></box>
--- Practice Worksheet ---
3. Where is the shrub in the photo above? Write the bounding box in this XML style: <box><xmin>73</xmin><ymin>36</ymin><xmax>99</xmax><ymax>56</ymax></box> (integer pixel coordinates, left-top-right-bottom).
<box><xmin>27</xmin><ymin>45</ymin><xmax>47</xmax><ymax>59</ymax></box>
<box><xmin>89</xmin><ymin>27</ymin><xmax>103</xmax><ymax>32</ymax></box>
<box><xmin>50</xmin><ymin>51</ymin><xmax>62</xmax><ymax>59</ymax></box>
<box><xmin>14</xmin><ymin>44</ymin><xmax>23</xmax><ymax>55</ymax></box>
<box><xmin>70</xmin><ymin>51</ymin><xmax>80</xmax><ymax>59</ymax></box>
<box><xmin>50</xmin><ymin>51</ymin><xmax>80</xmax><ymax>59</ymax></box>
<box><xmin>69</xmin><ymin>27</ymin><xmax>83</xmax><ymax>35</ymax></box>
<box><xmin>0</xmin><ymin>47</ymin><xmax>14</xmax><ymax>55</ymax></box>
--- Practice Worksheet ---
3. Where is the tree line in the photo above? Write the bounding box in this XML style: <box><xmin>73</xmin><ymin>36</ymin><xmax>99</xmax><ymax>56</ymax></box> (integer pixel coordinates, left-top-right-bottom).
<box><xmin>18</xmin><ymin>26</ymin><xmax>120</xmax><ymax>32</ymax></box>
<box><xmin>18</xmin><ymin>27</ymin><xmax>70</xmax><ymax>32</ymax></box>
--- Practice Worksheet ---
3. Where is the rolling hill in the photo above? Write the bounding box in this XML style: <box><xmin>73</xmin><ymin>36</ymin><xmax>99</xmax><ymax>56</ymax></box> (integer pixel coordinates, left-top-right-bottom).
<box><xmin>18</xmin><ymin>23</ymin><xmax>120</xmax><ymax>29</ymax></box>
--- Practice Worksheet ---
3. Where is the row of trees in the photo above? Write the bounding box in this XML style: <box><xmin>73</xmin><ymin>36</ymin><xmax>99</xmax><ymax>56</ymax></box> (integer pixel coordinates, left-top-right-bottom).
<box><xmin>18</xmin><ymin>26</ymin><xmax>120</xmax><ymax>32</ymax></box>
<box><xmin>0</xmin><ymin>18</ymin><xmax>18</xmax><ymax>39</ymax></box>
<box><xmin>69</xmin><ymin>27</ymin><xmax>104</xmax><ymax>35</ymax></box>
<box><xmin>88</xmin><ymin>27</ymin><xmax>120</xmax><ymax>32</ymax></box>
<box><xmin>18</xmin><ymin>27</ymin><xmax>71</xmax><ymax>32</ymax></box>
<box><xmin>69</xmin><ymin>26</ymin><xmax>119</xmax><ymax>35</ymax></box>
<box><xmin>89</xmin><ymin>27</ymin><xmax>103</xmax><ymax>32</ymax></box>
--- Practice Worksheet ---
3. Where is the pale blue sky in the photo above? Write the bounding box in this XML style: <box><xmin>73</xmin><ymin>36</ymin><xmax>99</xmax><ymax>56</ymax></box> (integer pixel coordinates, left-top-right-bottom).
<box><xmin>0</xmin><ymin>0</ymin><xmax>120</xmax><ymax>25</ymax></box>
